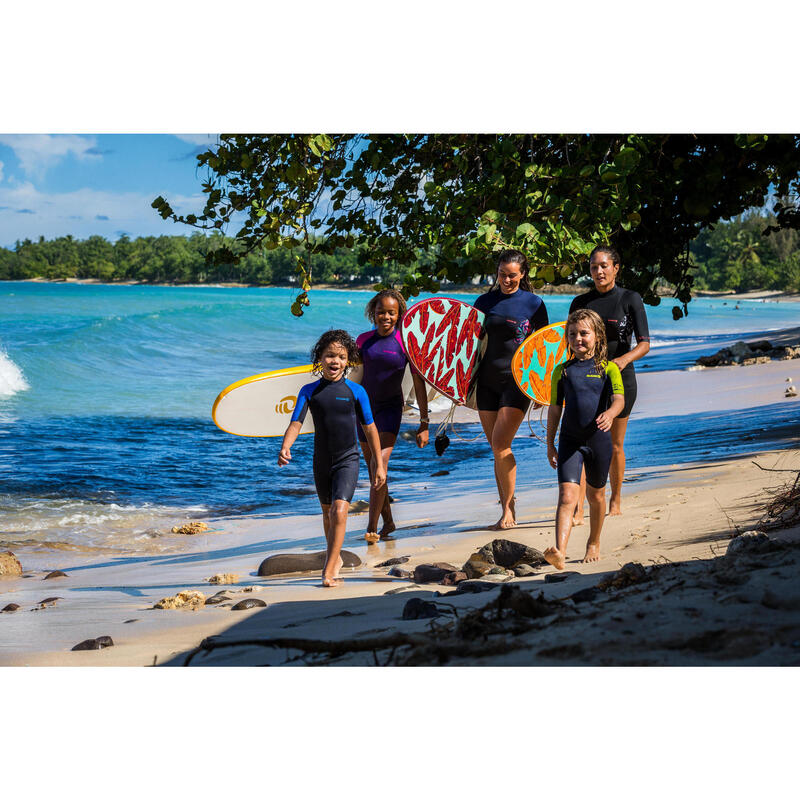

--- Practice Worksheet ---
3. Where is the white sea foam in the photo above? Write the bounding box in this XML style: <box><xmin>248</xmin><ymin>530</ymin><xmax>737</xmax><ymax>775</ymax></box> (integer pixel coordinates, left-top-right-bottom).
<box><xmin>0</xmin><ymin>348</ymin><xmax>29</xmax><ymax>397</ymax></box>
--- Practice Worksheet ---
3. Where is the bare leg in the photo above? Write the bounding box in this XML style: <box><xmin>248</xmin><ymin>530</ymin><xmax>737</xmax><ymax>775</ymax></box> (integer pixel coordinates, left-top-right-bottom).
<box><xmin>360</xmin><ymin>434</ymin><xmax>396</xmax><ymax>540</ymax></box>
<box><xmin>544</xmin><ymin>481</ymin><xmax>580</xmax><ymax>570</ymax></box>
<box><xmin>573</xmin><ymin>468</ymin><xmax>586</xmax><ymax>526</ymax></box>
<box><xmin>583</xmin><ymin>484</ymin><xmax>606</xmax><ymax>562</ymax></box>
<box><xmin>609</xmin><ymin>416</ymin><xmax>629</xmax><ymax>516</ymax></box>
<box><xmin>322</xmin><ymin>499</ymin><xmax>349</xmax><ymax>586</ymax></box>
<box><xmin>479</xmin><ymin>406</ymin><xmax>526</xmax><ymax>529</ymax></box>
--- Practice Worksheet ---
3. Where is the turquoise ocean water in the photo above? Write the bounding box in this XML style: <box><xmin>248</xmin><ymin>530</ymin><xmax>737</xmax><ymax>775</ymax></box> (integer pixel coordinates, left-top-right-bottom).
<box><xmin>1</xmin><ymin>282</ymin><xmax>798</xmax><ymax>559</ymax></box>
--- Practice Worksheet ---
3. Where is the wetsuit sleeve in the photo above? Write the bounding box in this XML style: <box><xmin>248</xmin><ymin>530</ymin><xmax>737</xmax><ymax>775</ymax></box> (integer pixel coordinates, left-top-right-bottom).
<box><xmin>628</xmin><ymin>291</ymin><xmax>650</xmax><ymax>344</ymax></box>
<box><xmin>550</xmin><ymin>363</ymin><xmax>564</xmax><ymax>406</ymax></box>
<box><xmin>531</xmin><ymin>296</ymin><xmax>548</xmax><ymax>332</ymax></box>
<box><xmin>605</xmin><ymin>362</ymin><xmax>625</xmax><ymax>395</ymax></box>
<box><xmin>349</xmin><ymin>380</ymin><xmax>374</xmax><ymax>426</ymax></box>
<box><xmin>356</xmin><ymin>331</ymin><xmax>371</xmax><ymax>352</ymax></box>
<box><xmin>291</xmin><ymin>382</ymin><xmax>313</xmax><ymax>424</ymax></box>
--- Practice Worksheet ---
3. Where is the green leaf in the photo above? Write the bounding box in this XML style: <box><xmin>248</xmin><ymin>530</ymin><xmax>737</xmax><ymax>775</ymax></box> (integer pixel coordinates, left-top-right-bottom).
<box><xmin>515</xmin><ymin>222</ymin><xmax>536</xmax><ymax>238</ymax></box>
<box><xmin>579</xmin><ymin>165</ymin><xmax>594</xmax><ymax>178</ymax></box>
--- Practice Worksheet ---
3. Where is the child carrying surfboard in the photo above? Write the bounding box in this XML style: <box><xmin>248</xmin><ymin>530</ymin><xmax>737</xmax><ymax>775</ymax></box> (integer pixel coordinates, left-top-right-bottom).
<box><xmin>544</xmin><ymin>309</ymin><xmax>624</xmax><ymax>569</ymax></box>
<box><xmin>278</xmin><ymin>330</ymin><xmax>386</xmax><ymax>587</ymax></box>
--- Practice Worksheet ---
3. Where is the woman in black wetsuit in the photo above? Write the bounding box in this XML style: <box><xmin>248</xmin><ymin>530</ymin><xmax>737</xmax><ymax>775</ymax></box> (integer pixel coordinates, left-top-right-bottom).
<box><xmin>474</xmin><ymin>250</ymin><xmax>549</xmax><ymax>529</ymax></box>
<box><xmin>569</xmin><ymin>245</ymin><xmax>650</xmax><ymax>516</ymax></box>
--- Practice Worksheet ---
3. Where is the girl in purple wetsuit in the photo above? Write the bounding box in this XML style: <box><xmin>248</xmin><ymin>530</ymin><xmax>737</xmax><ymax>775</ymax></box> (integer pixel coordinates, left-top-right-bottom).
<box><xmin>357</xmin><ymin>289</ymin><xmax>430</xmax><ymax>542</ymax></box>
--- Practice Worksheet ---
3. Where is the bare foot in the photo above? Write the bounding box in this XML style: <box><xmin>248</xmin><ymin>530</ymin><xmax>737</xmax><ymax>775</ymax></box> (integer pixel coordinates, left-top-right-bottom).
<box><xmin>321</xmin><ymin>576</ymin><xmax>341</xmax><ymax>587</ymax></box>
<box><xmin>608</xmin><ymin>504</ymin><xmax>622</xmax><ymax>517</ymax></box>
<box><xmin>544</xmin><ymin>546</ymin><xmax>565</xmax><ymax>570</ymax></box>
<box><xmin>572</xmin><ymin>514</ymin><xmax>585</xmax><ymax>527</ymax></box>
<box><xmin>379</xmin><ymin>521</ymin><xmax>396</xmax><ymax>540</ymax></box>
<box><xmin>582</xmin><ymin>543</ymin><xmax>600</xmax><ymax>563</ymax></box>
<box><xmin>510</xmin><ymin>496</ymin><xmax>517</xmax><ymax>523</ymax></box>
<box><xmin>331</xmin><ymin>555</ymin><xmax>344</xmax><ymax>579</ymax></box>
<box><xmin>364</xmin><ymin>531</ymin><xmax>380</xmax><ymax>544</ymax></box>
<box><xmin>488</xmin><ymin>512</ymin><xmax>516</xmax><ymax>530</ymax></box>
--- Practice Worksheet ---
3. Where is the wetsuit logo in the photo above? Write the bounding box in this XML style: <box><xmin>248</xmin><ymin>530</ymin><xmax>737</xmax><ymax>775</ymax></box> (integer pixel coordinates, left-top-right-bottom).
<box><xmin>276</xmin><ymin>395</ymin><xmax>296</xmax><ymax>414</ymax></box>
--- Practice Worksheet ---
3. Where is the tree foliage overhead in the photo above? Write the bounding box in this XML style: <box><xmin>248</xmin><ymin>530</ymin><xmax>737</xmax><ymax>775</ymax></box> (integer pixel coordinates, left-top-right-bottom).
<box><xmin>152</xmin><ymin>133</ymin><xmax>800</xmax><ymax>316</ymax></box>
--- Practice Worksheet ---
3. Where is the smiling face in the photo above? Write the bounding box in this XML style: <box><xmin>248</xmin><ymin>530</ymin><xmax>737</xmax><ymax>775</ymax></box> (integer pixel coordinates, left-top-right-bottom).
<box><xmin>374</xmin><ymin>295</ymin><xmax>400</xmax><ymax>336</ymax></box>
<box><xmin>320</xmin><ymin>341</ymin><xmax>349</xmax><ymax>381</ymax></box>
<box><xmin>589</xmin><ymin>251</ymin><xmax>620</xmax><ymax>292</ymax></box>
<box><xmin>497</xmin><ymin>260</ymin><xmax>523</xmax><ymax>294</ymax></box>
<box><xmin>567</xmin><ymin>319</ymin><xmax>597</xmax><ymax>360</ymax></box>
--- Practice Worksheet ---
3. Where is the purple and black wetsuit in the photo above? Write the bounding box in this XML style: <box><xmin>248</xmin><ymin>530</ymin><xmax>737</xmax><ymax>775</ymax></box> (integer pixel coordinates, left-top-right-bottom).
<box><xmin>356</xmin><ymin>328</ymin><xmax>408</xmax><ymax>442</ymax></box>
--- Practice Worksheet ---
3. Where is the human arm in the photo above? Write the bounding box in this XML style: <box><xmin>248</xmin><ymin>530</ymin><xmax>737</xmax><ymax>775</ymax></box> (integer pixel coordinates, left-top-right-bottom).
<box><xmin>613</xmin><ymin>340</ymin><xmax>650</xmax><ymax>372</ymax></box>
<box><xmin>546</xmin><ymin>405</ymin><xmax>562</xmax><ymax>469</ymax></box>
<box><xmin>278</xmin><ymin>420</ymin><xmax>302</xmax><ymax>466</ymax></box>
<box><xmin>411</xmin><ymin>372</ymin><xmax>429</xmax><ymax>448</ymax></box>
<box><xmin>596</xmin><ymin>362</ymin><xmax>625</xmax><ymax>431</ymax></box>
<box><xmin>613</xmin><ymin>292</ymin><xmax>650</xmax><ymax>370</ymax></box>
<box><xmin>362</xmin><ymin>422</ymin><xmax>386</xmax><ymax>489</ymax></box>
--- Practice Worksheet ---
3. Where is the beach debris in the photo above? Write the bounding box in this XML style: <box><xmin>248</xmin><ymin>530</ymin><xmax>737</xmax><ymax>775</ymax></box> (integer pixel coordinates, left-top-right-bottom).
<box><xmin>544</xmin><ymin>571</ymin><xmax>579</xmax><ymax>583</ymax></box>
<box><xmin>441</xmin><ymin>570</ymin><xmax>468</xmax><ymax>585</ymax></box>
<box><xmin>388</xmin><ymin>566</ymin><xmax>413</xmax><ymax>579</ymax></box>
<box><xmin>204</xmin><ymin>595</ymin><xmax>231</xmax><ymax>606</ymax></box>
<box><xmin>413</xmin><ymin>563</ymin><xmax>459</xmax><ymax>583</ymax></box>
<box><xmin>401</xmin><ymin>598</ymin><xmax>441</xmax><ymax>620</ymax></box>
<box><xmin>0</xmin><ymin>551</ymin><xmax>22</xmax><ymax>577</ymax></box>
<box><xmin>514</xmin><ymin>564</ymin><xmax>538</xmax><ymax>577</ymax></box>
<box><xmin>598</xmin><ymin>562</ymin><xmax>648</xmax><ymax>591</ymax></box>
<box><xmin>43</xmin><ymin>570</ymin><xmax>68</xmax><ymax>580</ymax></box>
<box><xmin>258</xmin><ymin>550</ymin><xmax>361</xmax><ymax>576</ymax></box>
<box><xmin>726</xmin><ymin>530</ymin><xmax>779</xmax><ymax>557</ymax></box>
<box><xmin>153</xmin><ymin>590</ymin><xmax>206</xmax><ymax>610</ymax></box>
<box><xmin>35</xmin><ymin>597</ymin><xmax>62</xmax><ymax>608</ymax></box>
<box><xmin>348</xmin><ymin>499</ymin><xmax>369</xmax><ymax>514</ymax></box>
<box><xmin>231</xmin><ymin>598</ymin><xmax>267</xmax><ymax>611</ymax></box>
<box><xmin>757</xmin><ymin>470</ymin><xmax>800</xmax><ymax>532</ymax></box>
<box><xmin>2</xmin><ymin>603</ymin><xmax>20</xmax><ymax>612</ymax></box>
<box><xmin>206</xmin><ymin>573</ymin><xmax>239</xmax><ymax>585</ymax></box>
<box><xmin>375</xmin><ymin>556</ymin><xmax>409</xmax><ymax>567</ymax></box>
<box><xmin>171</xmin><ymin>522</ymin><xmax>209</xmax><ymax>535</ymax></box>
<box><xmin>434</xmin><ymin>432</ymin><xmax>450</xmax><ymax>456</ymax></box>
<box><xmin>431</xmin><ymin>470</ymin><xmax>450</xmax><ymax>477</ymax></box>
<box><xmin>72</xmin><ymin>636</ymin><xmax>114</xmax><ymax>651</ymax></box>
<box><xmin>384</xmin><ymin>584</ymin><xmax>421</xmax><ymax>595</ymax></box>
<box><xmin>786</xmin><ymin>384</ymin><xmax>797</xmax><ymax>398</ymax></box>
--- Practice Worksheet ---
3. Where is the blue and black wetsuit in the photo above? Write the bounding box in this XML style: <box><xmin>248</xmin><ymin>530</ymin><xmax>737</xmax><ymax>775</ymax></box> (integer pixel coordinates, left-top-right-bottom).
<box><xmin>356</xmin><ymin>328</ymin><xmax>407</xmax><ymax>441</ymax></box>
<box><xmin>473</xmin><ymin>288</ymin><xmax>549</xmax><ymax>412</ymax></box>
<box><xmin>291</xmin><ymin>377</ymin><xmax>374</xmax><ymax>505</ymax></box>
<box><xmin>569</xmin><ymin>285</ymin><xmax>649</xmax><ymax>418</ymax></box>
<box><xmin>550</xmin><ymin>358</ymin><xmax>624</xmax><ymax>488</ymax></box>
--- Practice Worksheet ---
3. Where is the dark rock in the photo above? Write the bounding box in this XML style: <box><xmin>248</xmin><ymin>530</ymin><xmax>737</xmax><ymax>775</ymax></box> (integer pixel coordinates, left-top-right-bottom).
<box><xmin>413</xmin><ymin>563</ymin><xmax>458</xmax><ymax>584</ymax></box>
<box><xmin>388</xmin><ymin>566</ymin><xmax>413</xmax><ymax>579</ymax></box>
<box><xmin>598</xmin><ymin>562</ymin><xmax>648</xmax><ymax>590</ymax></box>
<box><xmin>441</xmin><ymin>570</ymin><xmax>468</xmax><ymax>586</ymax></box>
<box><xmin>375</xmin><ymin>556</ymin><xmax>409</xmax><ymax>567</ymax></box>
<box><xmin>453</xmin><ymin>580</ymin><xmax>503</xmax><ymax>594</ymax></box>
<box><xmin>726</xmin><ymin>531</ymin><xmax>779</xmax><ymax>557</ymax></box>
<box><xmin>431</xmin><ymin>470</ymin><xmax>450</xmax><ymax>477</ymax></box>
<box><xmin>2</xmin><ymin>603</ymin><xmax>20</xmax><ymax>612</ymax></box>
<box><xmin>37</xmin><ymin>597</ymin><xmax>62</xmax><ymax>606</ymax></box>
<box><xmin>482</xmin><ymin>538</ymin><xmax>546</xmax><ymax>568</ymax></box>
<box><xmin>384</xmin><ymin>585</ymin><xmax>419</xmax><ymax>595</ymax></box>
<box><xmin>545</xmin><ymin>571</ymin><xmax>580</xmax><ymax>583</ymax></box>
<box><xmin>123</xmin><ymin>619</ymin><xmax>138</xmax><ymax>624</ymax></box>
<box><xmin>43</xmin><ymin>570</ymin><xmax>68</xmax><ymax>580</ymax></box>
<box><xmin>257</xmin><ymin>550</ymin><xmax>361</xmax><ymax>576</ymax></box>
<box><xmin>513</xmin><ymin>564</ymin><xmax>538</xmax><ymax>577</ymax></box>
<box><xmin>570</xmin><ymin>586</ymin><xmax>601</xmax><ymax>603</ymax></box>
<box><xmin>231</xmin><ymin>598</ymin><xmax>267</xmax><ymax>610</ymax></box>
<box><xmin>462</xmin><ymin>552</ymin><xmax>495</xmax><ymax>579</ymax></box>
<box><xmin>401</xmin><ymin>597</ymin><xmax>440</xmax><ymax>620</ymax></box>
<box><xmin>748</xmin><ymin>340</ymin><xmax>772</xmax><ymax>352</ymax></box>
<box><xmin>0</xmin><ymin>551</ymin><xmax>22</xmax><ymax>577</ymax></box>
<box><xmin>72</xmin><ymin>636</ymin><xmax>114</xmax><ymax>651</ymax></box>
<box><xmin>204</xmin><ymin>594</ymin><xmax>231</xmax><ymax>605</ymax></box>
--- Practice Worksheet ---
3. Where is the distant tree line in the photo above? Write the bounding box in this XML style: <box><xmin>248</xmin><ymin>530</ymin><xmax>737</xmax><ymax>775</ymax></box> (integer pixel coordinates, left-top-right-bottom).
<box><xmin>1</xmin><ymin>210</ymin><xmax>799</xmax><ymax>293</ymax></box>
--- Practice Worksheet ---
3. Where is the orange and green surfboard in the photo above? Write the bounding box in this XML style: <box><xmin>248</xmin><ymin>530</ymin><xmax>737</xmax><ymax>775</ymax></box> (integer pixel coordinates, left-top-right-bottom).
<box><xmin>512</xmin><ymin>321</ymin><xmax>570</xmax><ymax>405</ymax></box>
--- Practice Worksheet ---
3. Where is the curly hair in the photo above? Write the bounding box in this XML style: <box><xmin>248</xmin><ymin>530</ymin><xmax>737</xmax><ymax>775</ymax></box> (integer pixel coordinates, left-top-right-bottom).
<box><xmin>566</xmin><ymin>308</ymin><xmax>608</xmax><ymax>374</ymax></box>
<box><xmin>489</xmin><ymin>249</ymin><xmax>534</xmax><ymax>293</ymax></box>
<box><xmin>365</xmin><ymin>289</ymin><xmax>407</xmax><ymax>324</ymax></box>
<box><xmin>310</xmin><ymin>329</ymin><xmax>360</xmax><ymax>376</ymax></box>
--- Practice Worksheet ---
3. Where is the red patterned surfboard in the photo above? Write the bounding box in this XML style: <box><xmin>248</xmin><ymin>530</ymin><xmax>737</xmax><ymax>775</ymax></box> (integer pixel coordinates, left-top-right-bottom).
<box><xmin>511</xmin><ymin>321</ymin><xmax>570</xmax><ymax>405</ymax></box>
<box><xmin>400</xmin><ymin>298</ymin><xmax>485</xmax><ymax>406</ymax></box>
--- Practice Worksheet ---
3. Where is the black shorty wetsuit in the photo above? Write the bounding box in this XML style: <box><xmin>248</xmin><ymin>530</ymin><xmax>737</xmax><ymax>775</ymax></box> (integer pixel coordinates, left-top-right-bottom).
<box><xmin>474</xmin><ymin>288</ymin><xmax>549</xmax><ymax>412</ymax></box>
<box><xmin>551</xmin><ymin>358</ymin><xmax>624</xmax><ymax>488</ymax></box>
<box><xmin>291</xmin><ymin>377</ymin><xmax>374</xmax><ymax>505</ymax></box>
<box><xmin>569</xmin><ymin>285</ymin><xmax>649</xmax><ymax>418</ymax></box>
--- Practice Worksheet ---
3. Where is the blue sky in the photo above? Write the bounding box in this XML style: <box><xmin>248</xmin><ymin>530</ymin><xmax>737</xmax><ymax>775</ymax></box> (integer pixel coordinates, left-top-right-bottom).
<box><xmin>0</xmin><ymin>134</ymin><xmax>219</xmax><ymax>248</ymax></box>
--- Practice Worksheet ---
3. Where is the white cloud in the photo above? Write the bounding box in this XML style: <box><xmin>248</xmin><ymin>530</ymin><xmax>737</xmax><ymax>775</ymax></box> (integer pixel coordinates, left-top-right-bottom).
<box><xmin>0</xmin><ymin>134</ymin><xmax>102</xmax><ymax>180</ymax></box>
<box><xmin>0</xmin><ymin>160</ymin><xmax>4</xmax><ymax>183</ymax></box>
<box><xmin>0</xmin><ymin>181</ymin><xmax>207</xmax><ymax>245</ymax></box>
<box><xmin>173</xmin><ymin>134</ymin><xmax>218</xmax><ymax>147</ymax></box>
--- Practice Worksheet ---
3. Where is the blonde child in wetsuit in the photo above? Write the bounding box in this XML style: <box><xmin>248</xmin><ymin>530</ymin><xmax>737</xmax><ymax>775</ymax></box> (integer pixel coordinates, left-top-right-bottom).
<box><xmin>544</xmin><ymin>309</ymin><xmax>624</xmax><ymax>570</ymax></box>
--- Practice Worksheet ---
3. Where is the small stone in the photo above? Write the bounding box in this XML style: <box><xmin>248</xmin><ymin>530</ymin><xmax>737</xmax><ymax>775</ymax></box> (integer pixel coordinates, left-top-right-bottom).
<box><xmin>388</xmin><ymin>567</ymin><xmax>413</xmax><ymax>579</ymax></box>
<box><xmin>483</xmin><ymin>539</ymin><xmax>546</xmax><ymax>568</ymax></box>
<box><xmin>431</xmin><ymin>470</ymin><xmax>450</xmax><ymax>477</ymax></box>
<box><xmin>453</xmin><ymin>579</ymin><xmax>503</xmax><ymax>594</ymax></box>
<box><xmin>37</xmin><ymin>596</ymin><xmax>62</xmax><ymax>607</ymax></box>
<box><xmin>570</xmin><ymin>587</ymin><xmax>601</xmax><ymax>603</ymax></box>
<box><xmin>0</xmin><ymin>551</ymin><xmax>23</xmax><ymax>577</ymax></box>
<box><xmin>71</xmin><ymin>636</ymin><xmax>114</xmax><ymax>651</ymax></box>
<box><xmin>598</xmin><ymin>562</ymin><xmax>647</xmax><ymax>590</ymax></box>
<box><xmin>413</xmin><ymin>563</ymin><xmax>458</xmax><ymax>584</ymax></box>
<box><xmin>231</xmin><ymin>598</ymin><xmax>267</xmax><ymax>611</ymax></box>
<box><xmin>2</xmin><ymin>603</ymin><xmax>20</xmax><ymax>612</ymax></box>
<box><xmin>375</xmin><ymin>556</ymin><xmax>409</xmax><ymax>567</ymax></box>
<box><xmin>544</xmin><ymin>571</ymin><xmax>579</xmax><ymax>583</ymax></box>
<box><xmin>462</xmin><ymin>552</ymin><xmax>495</xmax><ymax>579</ymax></box>
<box><xmin>401</xmin><ymin>597</ymin><xmax>439</xmax><ymax>620</ymax></box>
<box><xmin>207</xmin><ymin>573</ymin><xmax>239</xmax><ymax>585</ymax></box>
<box><xmin>441</xmin><ymin>570</ymin><xmax>468</xmax><ymax>585</ymax></box>
<box><xmin>43</xmin><ymin>570</ymin><xmax>68</xmax><ymax>580</ymax></box>
<box><xmin>786</xmin><ymin>385</ymin><xmax>797</xmax><ymax>398</ymax></box>
<box><xmin>514</xmin><ymin>564</ymin><xmax>538</xmax><ymax>577</ymax></box>
<box><xmin>204</xmin><ymin>594</ymin><xmax>231</xmax><ymax>605</ymax></box>
<box><xmin>171</xmin><ymin>521</ymin><xmax>209</xmax><ymax>535</ymax></box>
<box><xmin>153</xmin><ymin>590</ymin><xmax>205</xmax><ymax>610</ymax></box>
<box><xmin>726</xmin><ymin>530</ymin><xmax>777</xmax><ymax>557</ymax></box>
<box><xmin>384</xmin><ymin>585</ymin><xmax>419</xmax><ymax>595</ymax></box>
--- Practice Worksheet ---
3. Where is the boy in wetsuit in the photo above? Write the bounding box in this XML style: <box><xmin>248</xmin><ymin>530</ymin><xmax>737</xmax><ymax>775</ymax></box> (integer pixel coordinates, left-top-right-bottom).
<box><xmin>544</xmin><ymin>309</ymin><xmax>624</xmax><ymax>570</ymax></box>
<box><xmin>279</xmin><ymin>330</ymin><xmax>386</xmax><ymax>587</ymax></box>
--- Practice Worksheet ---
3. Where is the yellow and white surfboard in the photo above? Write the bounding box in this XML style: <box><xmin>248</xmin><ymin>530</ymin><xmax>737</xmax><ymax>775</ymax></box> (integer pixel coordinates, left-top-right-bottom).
<box><xmin>212</xmin><ymin>364</ymin><xmax>421</xmax><ymax>438</ymax></box>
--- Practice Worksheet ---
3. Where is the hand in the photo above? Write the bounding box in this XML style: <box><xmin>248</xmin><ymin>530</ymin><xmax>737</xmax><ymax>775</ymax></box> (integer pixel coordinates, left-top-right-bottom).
<box><xmin>547</xmin><ymin>445</ymin><xmax>558</xmax><ymax>469</ymax></box>
<box><xmin>373</xmin><ymin>465</ymin><xmax>386</xmax><ymax>490</ymax></box>
<box><xmin>532</xmin><ymin>401</ymin><xmax>542</xmax><ymax>410</ymax></box>
<box><xmin>278</xmin><ymin>447</ymin><xmax>292</xmax><ymax>466</ymax></box>
<box><xmin>416</xmin><ymin>425</ymin><xmax>429</xmax><ymax>448</ymax></box>
<box><xmin>595</xmin><ymin>412</ymin><xmax>613</xmax><ymax>432</ymax></box>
